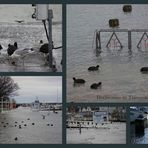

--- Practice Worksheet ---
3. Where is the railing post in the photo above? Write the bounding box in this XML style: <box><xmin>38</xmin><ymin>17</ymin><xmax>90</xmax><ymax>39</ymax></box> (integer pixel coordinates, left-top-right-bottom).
<box><xmin>128</xmin><ymin>30</ymin><xmax>132</xmax><ymax>50</ymax></box>
<box><xmin>95</xmin><ymin>31</ymin><xmax>101</xmax><ymax>49</ymax></box>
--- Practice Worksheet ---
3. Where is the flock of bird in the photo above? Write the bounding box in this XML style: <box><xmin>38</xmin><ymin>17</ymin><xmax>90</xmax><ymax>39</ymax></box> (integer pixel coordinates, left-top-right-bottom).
<box><xmin>73</xmin><ymin>65</ymin><xmax>102</xmax><ymax>89</ymax></box>
<box><xmin>0</xmin><ymin>114</ymin><xmax>54</xmax><ymax>141</ymax></box>
<box><xmin>0</xmin><ymin>40</ymin><xmax>51</xmax><ymax>66</ymax></box>
<box><xmin>73</xmin><ymin>65</ymin><xmax>148</xmax><ymax>89</ymax></box>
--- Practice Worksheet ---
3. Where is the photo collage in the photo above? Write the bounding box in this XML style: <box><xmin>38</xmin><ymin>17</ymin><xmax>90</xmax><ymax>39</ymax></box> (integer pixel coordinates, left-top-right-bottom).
<box><xmin>0</xmin><ymin>2</ymin><xmax>148</xmax><ymax>145</ymax></box>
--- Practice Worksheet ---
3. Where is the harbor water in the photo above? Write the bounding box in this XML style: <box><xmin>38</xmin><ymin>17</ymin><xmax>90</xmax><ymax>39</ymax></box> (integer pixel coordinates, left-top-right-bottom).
<box><xmin>67</xmin><ymin>122</ymin><xmax>126</xmax><ymax>144</ymax></box>
<box><xmin>0</xmin><ymin>107</ymin><xmax>62</xmax><ymax>144</ymax></box>
<box><xmin>67</xmin><ymin>5</ymin><xmax>148</xmax><ymax>102</ymax></box>
<box><xmin>0</xmin><ymin>5</ymin><xmax>62</xmax><ymax>72</ymax></box>
<box><xmin>131</xmin><ymin>117</ymin><xmax>148</xmax><ymax>144</ymax></box>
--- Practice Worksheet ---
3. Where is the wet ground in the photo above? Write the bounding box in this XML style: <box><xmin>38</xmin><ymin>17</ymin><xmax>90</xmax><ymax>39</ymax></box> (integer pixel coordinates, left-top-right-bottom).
<box><xmin>0</xmin><ymin>5</ymin><xmax>62</xmax><ymax>72</ymax></box>
<box><xmin>0</xmin><ymin>107</ymin><xmax>62</xmax><ymax>144</ymax></box>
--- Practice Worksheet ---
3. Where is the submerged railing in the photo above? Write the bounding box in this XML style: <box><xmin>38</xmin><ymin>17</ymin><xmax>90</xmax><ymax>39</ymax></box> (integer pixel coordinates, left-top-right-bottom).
<box><xmin>94</xmin><ymin>29</ymin><xmax>148</xmax><ymax>50</ymax></box>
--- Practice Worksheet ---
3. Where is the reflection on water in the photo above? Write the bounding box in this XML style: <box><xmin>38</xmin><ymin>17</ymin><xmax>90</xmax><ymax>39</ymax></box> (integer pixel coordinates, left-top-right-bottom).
<box><xmin>131</xmin><ymin>119</ymin><xmax>148</xmax><ymax>144</ymax></box>
<box><xmin>0</xmin><ymin>107</ymin><xmax>62</xmax><ymax>144</ymax></box>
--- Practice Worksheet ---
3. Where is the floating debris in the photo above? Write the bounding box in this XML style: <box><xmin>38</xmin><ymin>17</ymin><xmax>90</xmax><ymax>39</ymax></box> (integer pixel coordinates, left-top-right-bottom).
<box><xmin>109</xmin><ymin>19</ymin><xmax>119</xmax><ymax>27</ymax></box>
<box><xmin>123</xmin><ymin>5</ymin><xmax>132</xmax><ymax>12</ymax></box>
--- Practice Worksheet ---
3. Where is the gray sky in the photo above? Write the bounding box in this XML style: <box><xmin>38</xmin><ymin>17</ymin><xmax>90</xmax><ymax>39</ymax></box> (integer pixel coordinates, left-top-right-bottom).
<box><xmin>11</xmin><ymin>76</ymin><xmax>62</xmax><ymax>103</ymax></box>
<box><xmin>0</xmin><ymin>4</ymin><xmax>62</xmax><ymax>23</ymax></box>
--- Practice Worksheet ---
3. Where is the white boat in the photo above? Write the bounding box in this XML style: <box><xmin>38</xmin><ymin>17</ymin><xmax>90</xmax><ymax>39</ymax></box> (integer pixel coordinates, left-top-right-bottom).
<box><xmin>66</xmin><ymin>120</ymin><xmax>110</xmax><ymax>129</ymax></box>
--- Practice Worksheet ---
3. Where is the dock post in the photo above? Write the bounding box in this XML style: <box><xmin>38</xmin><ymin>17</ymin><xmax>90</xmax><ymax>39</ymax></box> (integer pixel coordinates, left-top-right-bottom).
<box><xmin>48</xmin><ymin>9</ymin><xmax>53</xmax><ymax>68</ymax></box>
<box><xmin>96</xmin><ymin>31</ymin><xmax>101</xmax><ymax>49</ymax></box>
<box><xmin>79</xmin><ymin>123</ymin><xmax>81</xmax><ymax>134</ymax></box>
<box><xmin>128</xmin><ymin>30</ymin><xmax>132</xmax><ymax>50</ymax></box>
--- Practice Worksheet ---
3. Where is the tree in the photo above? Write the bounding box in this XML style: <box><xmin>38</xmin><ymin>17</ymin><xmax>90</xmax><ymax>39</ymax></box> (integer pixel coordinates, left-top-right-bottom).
<box><xmin>0</xmin><ymin>76</ymin><xmax>19</xmax><ymax>100</ymax></box>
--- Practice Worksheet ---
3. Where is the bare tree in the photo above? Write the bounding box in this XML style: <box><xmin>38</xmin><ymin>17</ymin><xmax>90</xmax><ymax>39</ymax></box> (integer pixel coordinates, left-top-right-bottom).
<box><xmin>0</xmin><ymin>76</ymin><xmax>19</xmax><ymax>99</ymax></box>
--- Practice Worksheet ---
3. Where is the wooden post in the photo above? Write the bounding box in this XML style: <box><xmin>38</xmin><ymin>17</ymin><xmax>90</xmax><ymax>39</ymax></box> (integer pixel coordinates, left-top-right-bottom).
<box><xmin>98</xmin><ymin>31</ymin><xmax>101</xmax><ymax>49</ymax></box>
<box><xmin>95</xmin><ymin>31</ymin><xmax>101</xmax><ymax>49</ymax></box>
<box><xmin>95</xmin><ymin>32</ymin><xmax>99</xmax><ymax>49</ymax></box>
<box><xmin>128</xmin><ymin>31</ymin><xmax>132</xmax><ymax>50</ymax></box>
<box><xmin>79</xmin><ymin>123</ymin><xmax>81</xmax><ymax>134</ymax></box>
<box><xmin>48</xmin><ymin>9</ymin><xmax>53</xmax><ymax>68</ymax></box>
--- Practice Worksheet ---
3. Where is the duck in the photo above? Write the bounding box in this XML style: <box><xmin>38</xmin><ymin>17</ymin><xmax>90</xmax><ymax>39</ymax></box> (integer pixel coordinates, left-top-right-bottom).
<box><xmin>90</xmin><ymin>82</ymin><xmax>102</xmax><ymax>89</ymax></box>
<box><xmin>140</xmin><ymin>67</ymin><xmax>148</xmax><ymax>73</ymax></box>
<box><xmin>0</xmin><ymin>44</ymin><xmax>2</xmax><ymax>50</ymax></box>
<box><xmin>7</xmin><ymin>42</ymin><xmax>18</xmax><ymax>56</ymax></box>
<box><xmin>39</xmin><ymin>41</ymin><xmax>54</xmax><ymax>54</ymax></box>
<box><xmin>15</xmin><ymin>20</ymin><xmax>24</xmax><ymax>23</ymax></box>
<box><xmin>88</xmin><ymin>65</ymin><xmax>99</xmax><ymax>71</ymax></box>
<box><xmin>73</xmin><ymin>77</ymin><xmax>86</xmax><ymax>84</ymax></box>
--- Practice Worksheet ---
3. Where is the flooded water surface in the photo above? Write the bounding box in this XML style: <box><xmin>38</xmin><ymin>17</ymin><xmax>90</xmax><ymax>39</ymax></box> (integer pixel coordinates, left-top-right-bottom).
<box><xmin>67</xmin><ymin>5</ymin><xmax>148</xmax><ymax>102</ymax></box>
<box><xmin>0</xmin><ymin>5</ymin><xmax>62</xmax><ymax>72</ymax></box>
<box><xmin>0</xmin><ymin>107</ymin><xmax>62</xmax><ymax>144</ymax></box>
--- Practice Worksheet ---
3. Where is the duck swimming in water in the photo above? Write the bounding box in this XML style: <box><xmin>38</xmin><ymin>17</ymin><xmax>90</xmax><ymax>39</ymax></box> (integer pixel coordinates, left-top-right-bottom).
<box><xmin>73</xmin><ymin>77</ymin><xmax>86</xmax><ymax>84</ymax></box>
<box><xmin>88</xmin><ymin>65</ymin><xmax>99</xmax><ymax>71</ymax></box>
<box><xmin>90</xmin><ymin>82</ymin><xmax>102</xmax><ymax>89</ymax></box>
<box><xmin>140</xmin><ymin>67</ymin><xmax>148</xmax><ymax>73</ymax></box>
<box><xmin>7</xmin><ymin>42</ymin><xmax>18</xmax><ymax>56</ymax></box>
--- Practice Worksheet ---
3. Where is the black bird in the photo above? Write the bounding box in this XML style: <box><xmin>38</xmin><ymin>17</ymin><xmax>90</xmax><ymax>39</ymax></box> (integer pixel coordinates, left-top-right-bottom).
<box><xmin>47</xmin><ymin>124</ymin><xmax>50</xmax><ymax>126</ymax></box>
<box><xmin>24</xmin><ymin>124</ymin><xmax>27</xmax><ymax>127</ymax></box>
<box><xmin>42</xmin><ymin>115</ymin><xmax>46</xmax><ymax>119</ymax></box>
<box><xmin>15</xmin><ymin>20</ymin><xmax>24</xmax><ymax>23</ymax></box>
<box><xmin>32</xmin><ymin>123</ymin><xmax>35</xmax><ymax>125</ymax></box>
<box><xmin>88</xmin><ymin>65</ymin><xmax>99</xmax><ymax>71</ymax></box>
<box><xmin>7</xmin><ymin>42</ymin><xmax>18</xmax><ymax>56</ymax></box>
<box><xmin>14</xmin><ymin>137</ymin><xmax>18</xmax><ymax>141</ymax></box>
<box><xmin>39</xmin><ymin>42</ymin><xmax>54</xmax><ymax>54</ymax></box>
<box><xmin>15</xmin><ymin>121</ymin><xmax>17</xmax><ymax>124</ymax></box>
<box><xmin>51</xmin><ymin>124</ymin><xmax>53</xmax><ymax>126</ymax></box>
<box><xmin>0</xmin><ymin>44</ymin><xmax>3</xmax><ymax>50</ymax></box>
<box><xmin>73</xmin><ymin>77</ymin><xmax>85</xmax><ymax>84</ymax></box>
<box><xmin>27</xmin><ymin>118</ymin><xmax>30</xmax><ymax>120</ymax></box>
<box><xmin>140</xmin><ymin>67</ymin><xmax>148</xmax><ymax>73</ymax></box>
<box><xmin>90</xmin><ymin>82</ymin><xmax>102</xmax><ymax>89</ymax></box>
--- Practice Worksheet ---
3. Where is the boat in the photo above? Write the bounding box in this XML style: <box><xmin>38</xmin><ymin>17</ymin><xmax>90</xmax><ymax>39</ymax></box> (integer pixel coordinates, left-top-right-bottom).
<box><xmin>31</xmin><ymin>99</ymin><xmax>40</xmax><ymax>112</ymax></box>
<box><xmin>67</xmin><ymin>110</ymin><xmax>110</xmax><ymax>129</ymax></box>
<box><xmin>66</xmin><ymin>120</ymin><xmax>110</xmax><ymax>129</ymax></box>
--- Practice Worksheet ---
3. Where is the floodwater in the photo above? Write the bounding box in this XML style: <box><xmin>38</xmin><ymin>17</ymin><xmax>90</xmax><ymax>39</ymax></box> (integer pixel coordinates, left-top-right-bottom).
<box><xmin>0</xmin><ymin>5</ymin><xmax>62</xmax><ymax>72</ymax></box>
<box><xmin>0</xmin><ymin>107</ymin><xmax>62</xmax><ymax>144</ymax></box>
<box><xmin>67</xmin><ymin>122</ymin><xmax>126</xmax><ymax>144</ymax></box>
<box><xmin>131</xmin><ymin>117</ymin><xmax>148</xmax><ymax>144</ymax></box>
<box><xmin>67</xmin><ymin>5</ymin><xmax>148</xmax><ymax>102</ymax></box>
